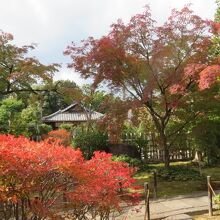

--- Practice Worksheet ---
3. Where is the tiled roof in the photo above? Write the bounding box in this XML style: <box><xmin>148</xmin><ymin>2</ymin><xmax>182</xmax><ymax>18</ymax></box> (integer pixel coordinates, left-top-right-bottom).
<box><xmin>42</xmin><ymin>102</ymin><xmax>104</xmax><ymax>122</ymax></box>
<box><xmin>42</xmin><ymin>112</ymin><xmax>103</xmax><ymax>122</ymax></box>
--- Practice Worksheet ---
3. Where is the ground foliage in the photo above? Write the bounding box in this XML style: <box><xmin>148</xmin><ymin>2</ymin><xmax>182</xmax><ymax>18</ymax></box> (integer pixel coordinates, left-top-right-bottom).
<box><xmin>156</xmin><ymin>166</ymin><xmax>203</xmax><ymax>181</ymax></box>
<box><xmin>112</xmin><ymin>154</ymin><xmax>142</xmax><ymax>168</ymax></box>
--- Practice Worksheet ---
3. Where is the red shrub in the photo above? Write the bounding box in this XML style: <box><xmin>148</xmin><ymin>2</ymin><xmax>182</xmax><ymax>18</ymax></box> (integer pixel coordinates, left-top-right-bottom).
<box><xmin>45</xmin><ymin>129</ymin><xmax>71</xmax><ymax>146</ymax></box>
<box><xmin>67</xmin><ymin>151</ymin><xmax>139</xmax><ymax>215</ymax></box>
<box><xmin>0</xmin><ymin>135</ymin><xmax>139</xmax><ymax>220</ymax></box>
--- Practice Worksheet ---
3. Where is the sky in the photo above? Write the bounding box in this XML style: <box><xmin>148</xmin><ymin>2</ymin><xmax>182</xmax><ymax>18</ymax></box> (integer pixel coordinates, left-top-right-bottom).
<box><xmin>0</xmin><ymin>0</ymin><xmax>217</xmax><ymax>86</ymax></box>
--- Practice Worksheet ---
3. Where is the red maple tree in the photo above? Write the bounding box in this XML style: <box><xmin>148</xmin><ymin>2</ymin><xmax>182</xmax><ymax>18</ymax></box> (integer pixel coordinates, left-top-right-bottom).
<box><xmin>65</xmin><ymin>6</ymin><xmax>220</xmax><ymax>167</ymax></box>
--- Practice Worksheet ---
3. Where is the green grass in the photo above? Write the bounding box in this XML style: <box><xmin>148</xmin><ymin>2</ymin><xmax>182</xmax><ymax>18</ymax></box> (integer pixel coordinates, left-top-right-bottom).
<box><xmin>149</xmin><ymin>161</ymin><xmax>192</xmax><ymax>168</ymax></box>
<box><xmin>156</xmin><ymin>180</ymin><xmax>206</xmax><ymax>197</ymax></box>
<box><xmin>201</xmin><ymin>167</ymin><xmax>220</xmax><ymax>180</ymax></box>
<box><xmin>134</xmin><ymin>162</ymin><xmax>220</xmax><ymax>198</ymax></box>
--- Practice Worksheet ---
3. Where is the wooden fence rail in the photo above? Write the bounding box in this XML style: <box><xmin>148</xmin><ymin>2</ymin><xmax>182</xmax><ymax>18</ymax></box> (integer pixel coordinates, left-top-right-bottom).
<box><xmin>144</xmin><ymin>182</ymin><xmax>150</xmax><ymax>220</ymax></box>
<box><xmin>207</xmin><ymin>176</ymin><xmax>217</xmax><ymax>216</ymax></box>
<box><xmin>109</xmin><ymin>132</ymin><xmax>194</xmax><ymax>162</ymax></box>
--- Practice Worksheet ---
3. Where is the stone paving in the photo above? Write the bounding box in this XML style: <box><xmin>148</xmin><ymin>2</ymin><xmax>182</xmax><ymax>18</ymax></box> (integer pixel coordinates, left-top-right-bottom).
<box><xmin>164</xmin><ymin>214</ymin><xmax>192</xmax><ymax>220</ymax></box>
<box><xmin>114</xmin><ymin>191</ymin><xmax>218</xmax><ymax>220</ymax></box>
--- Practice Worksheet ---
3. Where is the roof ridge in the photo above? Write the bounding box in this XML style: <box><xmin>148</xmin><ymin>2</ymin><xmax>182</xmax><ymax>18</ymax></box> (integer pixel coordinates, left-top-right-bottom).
<box><xmin>42</xmin><ymin>109</ymin><xmax>62</xmax><ymax>120</ymax></box>
<box><xmin>42</xmin><ymin>102</ymin><xmax>104</xmax><ymax>123</ymax></box>
<box><xmin>61</xmin><ymin>101</ymin><xmax>78</xmax><ymax>113</ymax></box>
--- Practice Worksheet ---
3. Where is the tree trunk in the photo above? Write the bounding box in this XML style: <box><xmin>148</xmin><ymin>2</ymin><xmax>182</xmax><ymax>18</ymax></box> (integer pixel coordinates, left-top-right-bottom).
<box><xmin>161</xmin><ymin>132</ymin><xmax>170</xmax><ymax>168</ymax></box>
<box><xmin>164</xmin><ymin>144</ymin><xmax>170</xmax><ymax>168</ymax></box>
<box><xmin>146</xmin><ymin>104</ymin><xmax>170</xmax><ymax>167</ymax></box>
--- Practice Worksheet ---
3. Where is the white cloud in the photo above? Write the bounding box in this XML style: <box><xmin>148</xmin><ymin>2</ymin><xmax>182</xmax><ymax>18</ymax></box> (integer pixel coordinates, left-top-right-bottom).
<box><xmin>54</xmin><ymin>66</ymin><xmax>91</xmax><ymax>86</ymax></box>
<box><xmin>0</xmin><ymin>0</ymin><xmax>217</xmax><ymax>86</ymax></box>
<box><xmin>27</xmin><ymin>0</ymin><xmax>49</xmax><ymax>27</ymax></box>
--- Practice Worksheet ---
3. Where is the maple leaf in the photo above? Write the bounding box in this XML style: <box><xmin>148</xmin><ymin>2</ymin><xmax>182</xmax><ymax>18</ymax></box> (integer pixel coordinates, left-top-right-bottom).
<box><xmin>199</xmin><ymin>65</ymin><xmax>220</xmax><ymax>90</ymax></box>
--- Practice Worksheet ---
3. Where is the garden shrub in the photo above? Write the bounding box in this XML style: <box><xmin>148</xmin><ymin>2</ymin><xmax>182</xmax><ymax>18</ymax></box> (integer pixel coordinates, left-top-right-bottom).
<box><xmin>28</xmin><ymin>123</ymin><xmax>52</xmax><ymax>139</ymax></box>
<box><xmin>190</xmin><ymin>119</ymin><xmax>220</xmax><ymax>166</ymax></box>
<box><xmin>38</xmin><ymin>123</ymin><xmax>52</xmax><ymax>135</ymax></box>
<box><xmin>46</xmin><ymin>129</ymin><xmax>71</xmax><ymax>146</ymax></box>
<box><xmin>59</xmin><ymin>123</ymin><xmax>74</xmax><ymax>132</ymax></box>
<box><xmin>157</xmin><ymin>166</ymin><xmax>203</xmax><ymax>181</ymax></box>
<box><xmin>73</xmin><ymin>124</ymin><xmax>108</xmax><ymax>159</ymax></box>
<box><xmin>112</xmin><ymin>154</ymin><xmax>142</xmax><ymax>167</ymax></box>
<box><xmin>0</xmin><ymin>135</ymin><xmax>139</xmax><ymax>220</ymax></box>
<box><xmin>214</xmin><ymin>194</ymin><xmax>220</xmax><ymax>209</ymax></box>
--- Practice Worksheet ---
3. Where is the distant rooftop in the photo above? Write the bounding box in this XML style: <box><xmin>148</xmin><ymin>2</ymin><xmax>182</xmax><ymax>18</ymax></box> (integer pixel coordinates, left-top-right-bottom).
<box><xmin>42</xmin><ymin>102</ymin><xmax>103</xmax><ymax>123</ymax></box>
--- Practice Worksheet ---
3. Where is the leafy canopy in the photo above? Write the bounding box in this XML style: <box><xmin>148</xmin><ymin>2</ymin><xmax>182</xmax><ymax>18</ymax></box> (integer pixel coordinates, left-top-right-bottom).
<box><xmin>0</xmin><ymin>31</ymin><xmax>58</xmax><ymax>96</ymax></box>
<box><xmin>65</xmin><ymin>6</ymin><xmax>220</xmax><ymax>167</ymax></box>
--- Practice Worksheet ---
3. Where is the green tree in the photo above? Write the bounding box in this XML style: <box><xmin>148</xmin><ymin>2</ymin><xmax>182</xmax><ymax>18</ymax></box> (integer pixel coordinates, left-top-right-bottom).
<box><xmin>0</xmin><ymin>98</ymin><xmax>51</xmax><ymax>137</ymax></box>
<box><xmin>0</xmin><ymin>98</ymin><xmax>24</xmax><ymax>134</ymax></box>
<box><xmin>191</xmin><ymin>117</ymin><xmax>220</xmax><ymax>165</ymax></box>
<box><xmin>81</xmin><ymin>85</ymin><xmax>107</xmax><ymax>113</ymax></box>
<box><xmin>30</xmin><ymin>80</ymin><xmax>82</xmax><ymax>116</ymax></box>
<box><xmin>18</xmin><ymin>105</ymin><xmax>52</xmax><ymax>138</ymax></box>
<box><xmin>209</xmin><ymin>0</ymin><xmax>220</xmax><ymax>58</ymax></box>
<box><xmin>0</xmin><ymin>31</ymin><xmax>58</xmax><ymax>97</ymax></box>
<box><xmin>73</xmin><ymin>124</ymin><xmax>108</xmax><ymax>159</ymax></box>
<box><xmin>55</xmin><ymin>80</ymin><xmax>82</xmax><ymax>104</ymax></box>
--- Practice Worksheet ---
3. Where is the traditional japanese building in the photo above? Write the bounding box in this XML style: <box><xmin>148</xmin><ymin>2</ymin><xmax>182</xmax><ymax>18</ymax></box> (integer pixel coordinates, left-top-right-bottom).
<box><xmin>42</xmin><ymin>102</ymin><xmax>104</xmax><ymax>128</ymax></box>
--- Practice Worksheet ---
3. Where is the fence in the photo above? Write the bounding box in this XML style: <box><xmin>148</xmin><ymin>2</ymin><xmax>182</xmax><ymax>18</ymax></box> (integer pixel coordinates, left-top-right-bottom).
<box><xmin>144</xmin><ymin>175</ymin><xmax>218</xmax><ymax>220</ymax></box>
<box><xmin>207</xmin><ymin>175</ymin><xmax>220</xmax><ymax>216</ymax></box>
<box><xmin>144</xmin><ymin>182</ymin><xmax>150</xmax><ymax>220</ymax></box>
<box><xmin>109</xmin><ymin>132</ymin><xmax>194</xmax><ymax>162</ymax></box>
<box><xmin>144</xmin><ymin>147</ymin><xmax>193</xmax><ymax>162</ymax></box>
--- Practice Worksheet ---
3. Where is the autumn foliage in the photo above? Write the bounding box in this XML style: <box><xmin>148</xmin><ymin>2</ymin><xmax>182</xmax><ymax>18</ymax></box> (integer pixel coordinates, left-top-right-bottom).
<box><xmin>0</xmin><ymin>31</ymin><xmax>58</xmax><ymax>96</ymax></box>
<box><xmin>65</xmin><ymin>6</ymin><xmax>220</xmax><ymax>167</ymax></box>
<box><xmin>0</xmin><ymin>135</ymin><xmax>139</xmax><ymax>220</ymax></box>
<box><xmin>45</xmin><ymin>129</ymin><xmax>71</xmax><ymax>146</ymax></box>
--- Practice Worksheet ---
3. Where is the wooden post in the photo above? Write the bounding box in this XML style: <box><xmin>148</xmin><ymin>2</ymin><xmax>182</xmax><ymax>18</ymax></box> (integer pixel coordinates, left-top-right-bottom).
<box><xmin>144</xmin><ymin>182</ymin><xmax>150</xmax><ymax>220</ymax></box>
<box><xmin>207</xmin><ymin>176</ymin><xmax>213</xmax><ymax>216</ymax></box>
<box><xmin>153</xmin><ymin>171</ymin><xmax>157</xmax><ymax>199</ymax></box>
<box><xmin>198</xmin><ymin>161</ymin><xmax>202</xmax><ymax>176</ymax></box>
